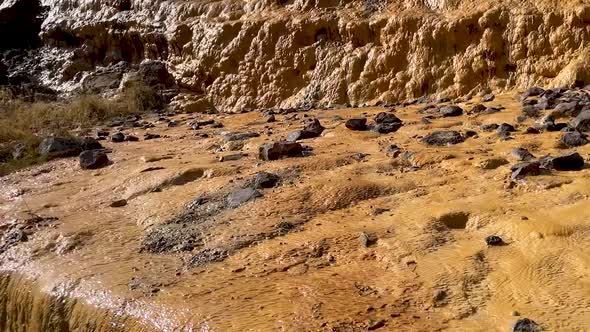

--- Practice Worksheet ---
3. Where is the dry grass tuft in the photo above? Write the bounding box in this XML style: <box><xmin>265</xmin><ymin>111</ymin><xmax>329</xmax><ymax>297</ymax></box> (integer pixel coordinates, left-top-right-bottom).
<box><xmin>0</xmin><ymin>84</ymin><xmax>163</xmax><ymax>175</ymax></box>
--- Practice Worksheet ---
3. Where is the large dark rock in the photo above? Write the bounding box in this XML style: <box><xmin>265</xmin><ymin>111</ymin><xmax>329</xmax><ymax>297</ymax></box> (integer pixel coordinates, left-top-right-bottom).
<box><xmin>38</xmin><ymin>137</ymin><xmax>82</xmax><ymax>157</ymax></box>
<box><xmin>422</xmin><ymin>131</ymin><xmax>464</xmax><ymax>146</ymax></box>
<box><xmin>511</xmin><ymin>148</ymin><xmax>535</xmax><ymax>161</ymax></box>
<box><xmin>571</xmin><ymin>110</ymin><xmax>590</xmax><ymax>132</ymax></box>
<box><xmin>520</xmin><ymin>87</ymin><xmax>545</xmax><ymax>101</ymax></box>
<box><xmin>374</xmin><ymin>112</ymin><xmax>402</xmax><ymax>124</ymax></box>
<box><xmin>553</xmin><ymin>101</ymin><xmax>581</xmax><ymax>117</ymax></box>
<box><xmin>79</xmin><ymin>150</ymin><xmax>109</xmax><ymax>169</ymax></box>
<box><xmin>258</xmin><ymin>141</ymin><xmax>304</xmax><ymax>161</ymax></box>
<box><xmin>559</xmin><ymin>131</ymin><xmax>588</xmax><ymax>148</ymax></box>
<box><xmin>345</xmin><ymin>118</ymin><xmax>367</xmax><ymax>131</ymax></box>
<box><xmin>549</xmin><ymin>152</ymin><xmax>585</xmax><ymax>171</ymax></box>
<box><xmin>512</xmin><ymin>318</ymin><xmax>542</xmax><ymax>332</ymax></box>
<box><xmin>511</xmin><ymin>161</ymin><xmax>541</xmax><ymax>179</ymax></box>
<box><xmin>371</xmin><ymin>112</ymin><xmax>403</xmax><ymax>133</ymax></box>
<box><xmin>439</xmin><ymin>105</ymin><xmax>463</xmax><ymax>117</ymax></box>
<box><xmin>111</xmin><ymin>133</ymin><xmax>125</xmax><ymax>142</ymax></box>
<box><xmin>287</xmin><ymin>118</ymin><xmax>324</xmax><ymax>141</ymax></box>
<box><xmin>79</xmin><ymin>137</ymin><xmax>103</xmax><ymax>150</ymax></box>
<box><xmin>371</xmin><ymin>122</ymin><xmax>403</xmax><ymax>134</ymax></box>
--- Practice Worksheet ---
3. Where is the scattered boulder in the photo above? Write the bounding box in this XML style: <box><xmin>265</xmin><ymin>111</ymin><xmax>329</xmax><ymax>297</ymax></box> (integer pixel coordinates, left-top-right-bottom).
<box><xmin>485</xmin><ymin>235</ymin><xmax>504</xmax><ymax>246</ymax></box>
<box><xmin>110</xmin><ymin>199</ymin><xmax>128</xmax><ymax>208</ymax></box>
<box><xmin>374</xmin><ymin>112</ymin><xmax>402</xmax><ymax>124</ymax></box>
<box><xmin>521</xmin><ymin>87</ymin><xmax>545</xmax><ymax>100</ymax></box>
<box><xmin>287</xmin><ymin>118</ymin><xmax>325</xmax><ymax>141</ymax></box>
<box><xmin>422</xmin><ymin>131</ymin><xmax>465</xmax><ymax>146</ymax></box>
<box><xmin>79</xmin><ymin>150</ymin><xmax>109</xmax><ymax>169</ymax></box>
<box><xmin>559</xmin><ymin>131</ymin><xmax>588</xmax><ymax>148</ymax></box>
<box><xmin>439</xmin><ymin>105</ymin><xmax>463</xmax><ymax>117</ymax></box>
<box><xmin>224</xmin><ymin>132</ymin><xmax>260</xmax><ymax>142</ymax></box>
<box><xmin>226</xmin><ymin>188</ymin><xmax>262</xmax><ymax>209</ymax></box>
<box><xmin>511</xmin><ymin>161</ymin><xmax>541</xmax><ymax>179</ymax></box>
<box><xmin>482</xmin><ymin>93</ymin><xmax>495</xmax><ymax>102</ymax></box>
<box><xmin>252</xmin><ymin>172</ymin><xmax>280</xmax><ymax>189</ymax></box>
<box><xmin>481</xmin><ymin>123</ymin><xmax>499</xmax><ymax>132</ymax></box>
<box><xmin>468</xmin><ymin>104</ymin><xmax>487</xmax><ymax>115</ymax></box>
<box><xmin>258</xmin><ymin>141</ymin><xmax>304</xmax><ymax>161</ymax></box>
<box><xmin>371</xmin><ymin>122</ymin><xmax>403</xmax><ymax>134</ymax></box>
<box><xmin>571</xmin><ymin>110</ymin><xmax>590</xmax><ymax>132</ymax></box>
<box><xmin>553</xmin><ymin>101</ymin><xmax>582</xmax><ymax>118</ymax></box>
<box><xmin>525</xmin><ymin>127</ymin><xmax>540</xmax><ymax>134</ymax></box>
<box><xmin>345</xmin><ymin>118</ymin><xmax>367</xmax><ymax>131</ymax></box>
<box><xmin>549</xmin><ymin>152</ymin><xmax>585</xmax><ymax>171</ymax></box>
<box><xmin>497</xmin><ymin>123</ymin><xmax>516</xmax><ymax>134</ymax></box>
<box><xmin>38</xmin><ymin>137</ymin><xmax>81</xmax><ymax>157</ymax></box>
<box><xmin>511</xmin><ymin>148</ymin><xmax>535</xmax><ymax>161</ymax></box>
<box><xmin>512</xmin><ymin>318</ymin><xmax>542</xmax><ymax>332</ymax></box>
<box><xmin>79</xmin><ymin>137</ymin><xmax>103</xmax><ymax>150</ymax></box>
<box><xmin>144</xmin><ymin>133</ymin><xmax>161</xmax><ymax>140</ymax></box>
<box><xmin>111</xmin><ymin>133</ymin><xmax>125</xmax><ymax>143</ymax></box>
<box><xmin>522</xmin><ymin>105</ymin><xmax>541</xmax><ymax>118</ymax></box>
<box><xmin>124</xmin><ymin>135</ymin><xmax>139</xmax><ymax>142</ymax></box>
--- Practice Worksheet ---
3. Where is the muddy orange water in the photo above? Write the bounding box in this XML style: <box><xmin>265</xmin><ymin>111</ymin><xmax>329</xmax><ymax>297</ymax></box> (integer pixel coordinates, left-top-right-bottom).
<box><xmin>1</xmin><ymin>93</ymin><xmax>590</xmax><ymax>331</ymax></box>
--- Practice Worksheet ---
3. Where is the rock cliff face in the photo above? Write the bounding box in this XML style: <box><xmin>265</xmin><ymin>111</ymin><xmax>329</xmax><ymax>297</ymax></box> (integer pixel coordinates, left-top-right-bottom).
<box><xmin>3</xmin><ymin>0</ymin><xmax>590</xmax><ymax>111</ymax></box>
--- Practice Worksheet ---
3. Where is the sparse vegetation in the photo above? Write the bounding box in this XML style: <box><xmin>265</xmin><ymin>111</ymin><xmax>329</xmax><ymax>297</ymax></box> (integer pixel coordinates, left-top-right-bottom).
<box><xmin>0</xmin><ymin>84</ymin><xmax>164</xmax><ymax>175</ymax></box>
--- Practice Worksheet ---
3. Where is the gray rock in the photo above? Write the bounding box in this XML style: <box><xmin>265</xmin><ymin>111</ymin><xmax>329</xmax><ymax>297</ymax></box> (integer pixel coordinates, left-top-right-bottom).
<box><xmin>522</xmin><ymin>105</ymin><xmax>541</xmax><ymax>118</ymax></box>
<box><xmin>79</xmin><ymin>150</ymin><xmax>109</xmax><ymax>169</ymax></box>
<box><xmin>223</xmin><ymin>132</ymin><xmax>260</xmax><ymax>142</ymax></box>
<box><xmin>439</xmin><ymin>105</ymin><xmax>463</xmax><ymax>117</ymax></box>
<box><xmin>79</xmin><ymin>137</ymin><xmax>103</xmax><ymax>150</ymax></box>
<box><xmin>110</xmin><ymin>199</ymin><xmax>128</xmax><ymax>207</ymax></box>
<box><xmin>287</xmin><ymin>118</ymin><xmax>325</xmax><ymax>141</ymax></box>
<box><xmin>374</xmin><ymin>112</ymin><xmax>402</xmax><ymax>124</ymax></box>
<box><xmin>512</xmin><ymin>318</ymin><xmax>542</xmax><ymax>332</ymax></box>
<box><xmin>252</xmin><ymin>172</ymin><xmax>280</xmax><ymax>189</ymax></box>
<box><xmin>38</xmin><ymin>137</ymin><xmax>81</xmax><ymax>157</ymax></box>
<box><xmin>481</xmin><ymin>123</ymin><xmax>499</xmax><ymax>132</ymax></box>
<box><xmin>521</xmin><ymin>87</ymin><xmax>545</xmax><ymax>100</ymax></box>
<box><xmin>571</xmin><ymin>110</ymin><xmax>590</xmax><ymax>132</ymax></box>
<box><xmin>485</xmin><ymin>235</ymin><xmax>504</xmax><ymax>246</ymax></box>
<box><xmin>482</xmin><ymin>93</ymin><xmax>495</xmax><ymax>102</ymax></box>
<box><xmin>226</xmin><ymin>188</ymin><xmax>262</xmax><ymax>209</ymax></box>
<box><xmin>422</xmin><ymin>131</ymin><xmax>465</xmax><ymax>146</ymax></box>
<box><xmin>511</xmin><ymin>148</ymin><xmax>535</xmax><ymax>161</ymax></box>
<box><xmin>345</xmin><ymin>118</ymin><xmax>367</xmax><ymax>131</ymax></box>
<box><xmin>111</xmin><ymin>133</ymin><xmax>125</xmax><ymax>142</ymax></box>
<box><xmin>511</xmin><ymin>161</ymin><xmax>541</xmax><ymax>179</ymax></box>
<box><xmin>371</xmin><ymin>122</ymin><xmax>403</xmax><ymax>134</ymax></box>
<box><xmin>258</xmin><ymin>141</ymin><xmax>304</xmax><ymax>161</ymax></box>
<box><xmin>559</xmin><ymin>131</ymin><xmax>588</xmax><ymax>148</ymax></box>
<box><xmin>549</xmin><ymin>152</ymin><xmax>585</xmax><ymax>171</ymax></box>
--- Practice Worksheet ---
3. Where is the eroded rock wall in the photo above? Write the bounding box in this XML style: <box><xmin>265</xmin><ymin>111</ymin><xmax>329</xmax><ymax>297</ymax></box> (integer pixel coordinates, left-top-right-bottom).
<box><xmin>13</xmin><ymin>0</ymin><xmax>590</xmax><ymax>111</ymax></box>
